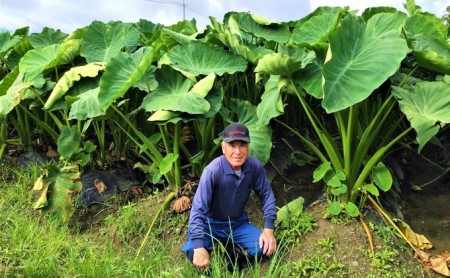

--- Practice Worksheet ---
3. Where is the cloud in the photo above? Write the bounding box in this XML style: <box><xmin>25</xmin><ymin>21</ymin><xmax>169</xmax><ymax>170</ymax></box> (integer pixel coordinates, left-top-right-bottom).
<box><xmin>309</xmin><ymin>0</ymin><xmax>449</xmax><ymax>15</ymax></box>
<box><xmin>0</xmin><ymin>0</ymin><xmax>447</xmax><ymax>34</ymax></box>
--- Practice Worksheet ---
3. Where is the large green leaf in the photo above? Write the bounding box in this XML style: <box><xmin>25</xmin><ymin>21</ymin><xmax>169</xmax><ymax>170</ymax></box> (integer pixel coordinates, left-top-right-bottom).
<box><xmin>28</xmin><ymin>27</ymin><xmax>68</xmax><ymax>48</ymax></box>
<box><xmin>4</xmin><ymin>35</ymin><xmax>32</xmax><ymax>71</ymax></box>
<box><xmin>229</xmin><ymin>98</ymin><xmax>272</xmax><ymax>164</ymax></box>
<box><xmin>0</xmin><ymin>32</ymin><xmax>22</xmax><ymax>55</ymax></box>
<box><xmin>44</xmin><ymin>62</ymin><xmax>106</xmax><ymax>109</ymax></box>
<box><xmin>57</xmin><ymin>38</ymin><xmax>81</xmax><ymax>65</ymax></box>
<box><xmin>207</xmin><ymin>17</ymin><xmax>261</xmax><ymax>64</ymax></box>
<box><xmin>166</xmin><ymin>41</ymin><xmax>247</xmax><ymax>76</ymax></box>
<box><xmin>256</xmin><ymin>75</ymin><xmax>284</xmax><ymax>125</ymax></box>
<box><xmin>34</xmin><ymin>164</ymin><xmax>82</xmax><ymax>223</ymax></box>
<box><xmin>98</xmin><ymin>46</ymin><xmax>154</xmax><ymax>110</ymax></box>
<box><xmin>19</xmin><ymin>44</ymin><xmax>60</xmax><ymax>82</ymax></box>
<box><xmin>57</xmin><ymin>126</ymin><xmax>81</xmax><ymax>158</ymax></box>
<box><xmin>296</xmin><ymin>45</ymin><xmax>327</xmax><ymax>99</ymax></box>
<box><xmin>289</xmin><ymin>11</ymin><xmax>340</xmax><ymax>45</ymax></box>
<box><xmin>134</xmin><ymin>65</ymin><xmax>158</xmax><ymax>93</ymax></box>
<box><xmin>255</xmin><ymin>53</ymin><xmax>302</xmax><ymax>77</ymax></box>
<box><xmin>80</xmin><ymin>21</ymin><xmax>141</xmax><ymax>63</ymax></box>
<box><xmin>141</xmin><ymin>65</ymin><xmax>209</xmax><ymax>114</ymax></box>
<box><xmin>0</xmin><ymin>68</ymin><xmax>34</xmax><ymax>117</ymax></box>
<box><xmin>254</xmin><ymin>46</ymin><xmax>316</xmax><ymax>77</ymax></box>
<box><xmin>68</xmin><ymin>88</ymin><xmax>105</xmax><ymax>120</ymax></box>
<box><xmin>148</xmin><ymin>86</ymin><xmax>224</xmax><ymax>123</ymax></box>
<box><xmin>322</xmin><ymin>12</ymin><xmax>408</xmax><ymax>113</ymax></box>
<box><xmin>392</xmin><ymin>81</ymin><xmax>450</xmax><ymax>152</ymax></box>
<box><xmin>239</xmin><ymin>14</ymin><xmax>291</xmax><ymax>43</ymax></box>
<box><xmin>404</xmin><ymin>14</ymin><xmax>450</xmax><ymax>74</ymax></box>
<box><xmin>276</xmin><ymin>196</ymin><xmax>305</xmax><ymax>228</ymax></box>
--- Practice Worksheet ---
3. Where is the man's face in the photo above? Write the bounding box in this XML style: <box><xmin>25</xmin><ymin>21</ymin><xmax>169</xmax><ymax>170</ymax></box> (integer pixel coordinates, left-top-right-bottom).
<box><xmin>221</xmin><ymin>140</ymin><xmax>249</xmax><ymax>170</ymax></box>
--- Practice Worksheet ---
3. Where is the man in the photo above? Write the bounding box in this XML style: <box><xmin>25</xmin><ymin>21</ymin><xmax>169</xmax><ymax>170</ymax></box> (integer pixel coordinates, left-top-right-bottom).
<box><xmin>181</xmin><ymin>122</ymin><xmax>277</xmax><ymax>271</ymax></box>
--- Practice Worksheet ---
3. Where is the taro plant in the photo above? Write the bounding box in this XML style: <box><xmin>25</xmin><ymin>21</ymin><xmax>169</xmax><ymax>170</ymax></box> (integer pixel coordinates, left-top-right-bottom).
<box><xmin>33</xmin><ymin>125</ymin><xmax>96</xmax><ymax>223</ymax></box>
<box><xmin>254</xmin><ymin>1</ymin><xmax>450</xmax><ymax>217</ymax></box>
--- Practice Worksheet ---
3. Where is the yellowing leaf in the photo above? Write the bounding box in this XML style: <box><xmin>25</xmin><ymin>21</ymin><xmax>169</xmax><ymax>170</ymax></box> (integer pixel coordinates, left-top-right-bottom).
<box><xmin>33</xmin><ymin>175</ymin><xmax>45</xmax><ymax>190</ymax></box>
<box><xmin>94</xmin><ymin>178</ymin><xmax>107</xmax><ymax>193</ymax></box>
<box><xmin>395</xmin><ymin>220</ymin><xmax>433</xmax><ymax>249</ymax></box>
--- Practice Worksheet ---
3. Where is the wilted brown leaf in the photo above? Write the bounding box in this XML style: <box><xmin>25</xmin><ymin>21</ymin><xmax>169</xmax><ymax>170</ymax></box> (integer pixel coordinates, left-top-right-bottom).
<box><xmin>94</xmin><ymin>178</ymin><xmax>107</xmax><ymax>193</ymax></box>
<box><xmin>395</xmin><ymin>219</ymin><xmax>433</xmax><ymax>249</ymax></box>
<box><xmin>172</xmin><ymin>196</ymin><xmax>191</xmax><ymax>213</ymax></box>
<box><xmin>46</xmin><ymin>146</ymin><xmax>59</xmax><ymax>158</ymax></box>
<box><xmin>430</xmin><ymin>257</ymin><xmax>450</xmax><ymax>277</ymax></box>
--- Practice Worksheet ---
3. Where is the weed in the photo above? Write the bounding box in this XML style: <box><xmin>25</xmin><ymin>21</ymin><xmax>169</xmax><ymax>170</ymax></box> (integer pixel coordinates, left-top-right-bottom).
<box><xmin>324</xmin><ymin>212</ymin><xmax>353</xmax><ymax>225</ymax></box>
<box><xmin>276</xmin><ymin>210</ymin><xmax>317</xmax><ymax>246</ymax></box>
<box><xmin>104</xmin><ymin>202</ymin><xmax>148</xmax><ymax>243</ymax></box>
<box><xmin>290</xmin><ymin>253</ymin><xmax>345</xmax><ymax>277</ymax></box>
<box><xmin>316</xmin><ymin>236</ymin><xmax>335</xmax><ymax>250</ymax></box>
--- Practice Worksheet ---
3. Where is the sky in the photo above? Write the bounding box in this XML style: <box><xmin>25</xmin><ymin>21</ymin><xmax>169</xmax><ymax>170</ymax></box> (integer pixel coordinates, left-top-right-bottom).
<box><xmin>0</xmin><ymin>0</ymin><xmax>448</xmax><ymax>34</ymax></box>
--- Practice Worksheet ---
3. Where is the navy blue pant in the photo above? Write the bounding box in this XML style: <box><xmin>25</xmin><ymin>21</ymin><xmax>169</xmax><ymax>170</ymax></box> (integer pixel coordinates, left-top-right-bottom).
<box><xmin>181</xmin><ymin>212</ymin><xmax>264</xmax><ymax>260</ymax></box>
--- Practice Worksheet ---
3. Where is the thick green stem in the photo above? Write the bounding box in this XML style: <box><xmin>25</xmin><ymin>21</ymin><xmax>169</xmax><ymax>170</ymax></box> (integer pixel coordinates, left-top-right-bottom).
<box><xmin>93</xmin><ymin>120</ymin><xmax>106</xmax><ymax>164</ymax></box>
<box><xmin>112</xmin><ymin>105</ymin><xmax>163</xmax><ymax>162</ymax></box>
<box><xmin>352</xmin><ymin>96</ymin><xmax>397</xmax><ymax>183</ymax></box>
<box><xmin>173</xmin><ymin>122</ymin><xmax>182</xmax><ymax>193</ymax></box>
<box><xmin>274</xmin><ymin>118</ymin><xmax>327</xmax><ymax>163</ymax></box>
<box><xmin>350</xmin><ymin>127</ymin><xmax>413</xmax><ymax>201</ymax></box>
<box><xmin>289</xmin><ymin>79</ymin><xmax>343</xmax><ymax>170</ymax></box>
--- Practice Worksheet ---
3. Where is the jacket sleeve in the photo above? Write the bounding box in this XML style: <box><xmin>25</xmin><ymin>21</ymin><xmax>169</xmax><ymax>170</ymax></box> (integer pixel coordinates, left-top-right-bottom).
<box><xmin>253</xmin><ymin>162</ymin><xmax>277</xmax><ymax>229</ymax></box>
<box><xmin>187</xmin><ymin>166</ymin><xmax>215</xmax><ymax>249</ymax></box>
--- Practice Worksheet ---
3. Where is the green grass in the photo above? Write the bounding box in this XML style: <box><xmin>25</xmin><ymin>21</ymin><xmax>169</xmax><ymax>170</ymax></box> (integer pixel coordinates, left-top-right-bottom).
<box><xmin>0</xmin><ymin>163</ymin><xmax>292</xmax><ymax>277</ymax></box>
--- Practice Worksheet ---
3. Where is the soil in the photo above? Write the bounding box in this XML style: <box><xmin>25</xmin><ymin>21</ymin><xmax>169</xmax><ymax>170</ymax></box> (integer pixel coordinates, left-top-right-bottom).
<box><xmin>260</xmin><ymin>165</ymin><xmax>444</xmax><ymax>277</ymax></box>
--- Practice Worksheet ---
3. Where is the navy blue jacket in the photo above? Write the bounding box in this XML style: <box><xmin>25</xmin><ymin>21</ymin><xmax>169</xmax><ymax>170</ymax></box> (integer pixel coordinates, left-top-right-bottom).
<box><xmin>188</xmin><ymin>155</ymin><xmax>277</xmax><ymax>249</ymax></box>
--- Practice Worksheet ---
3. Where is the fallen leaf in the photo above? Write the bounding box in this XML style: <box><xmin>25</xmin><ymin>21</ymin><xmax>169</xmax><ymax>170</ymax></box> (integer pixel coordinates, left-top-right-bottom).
<box><xmin>94</xmin><ymin>178</ymin><xmax>107</xmax><ymax>193</ymax></box>
<box><xmin>172</xmin><ymin>196</ymin><xmax>191</xmax><ymax>213</ymax></box>
<box><xmin>46</xmin><ymin>146</ymin><xmax>59</xmax><ymax>158</ymax></box>
<box><xmin>430</xmin><ymin>257</ymin><xmax>450</xmax><ymax>277</ymax></box>
<box><xmin>415</xmin><ymin>250</ymin><xmax>432</xmax><ymax>267</ymax></box>
<box><xmin>395</xmin><ymin>219</ymin><xmax>433</xmax><ymax>249</ymax></box>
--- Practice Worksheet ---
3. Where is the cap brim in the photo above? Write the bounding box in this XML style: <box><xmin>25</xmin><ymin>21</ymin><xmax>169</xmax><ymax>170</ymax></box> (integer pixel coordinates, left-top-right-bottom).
<box><xmin>223</xmin><ymin>136</ymin><xmax>250</xmax><ymax>143</ymax></box>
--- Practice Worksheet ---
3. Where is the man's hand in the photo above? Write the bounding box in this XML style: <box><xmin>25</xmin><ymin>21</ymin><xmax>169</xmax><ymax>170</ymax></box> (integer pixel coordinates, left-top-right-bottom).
<box><xmin>259</xmin><ymin>228</ymin><xmax>277</xmax><ymax>256</ymax></box>
<box><xmin>193</xmin><ymin>247</ymin><xmax>210</xmax><ymax>270</ymax></box>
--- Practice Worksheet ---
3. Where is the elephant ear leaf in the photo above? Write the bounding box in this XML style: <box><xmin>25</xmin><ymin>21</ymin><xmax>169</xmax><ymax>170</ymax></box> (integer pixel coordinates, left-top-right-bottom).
<box><xmin>276</xmin><ymin>196</ymin><xmax>305</xmax><ymax>228</ymax></box>
<box><xmin>44</xmin><ymin>62</ymin><xmax>106</xmax><ymax>109</ymax></box>
<box><xmin>166</xmin><ymin>41</ymin><xmax>247</xmax><ymax>76</ymax></box>
<box><xmin>33</xmin><ymin>164</ymin><xmax>82</xmax><ymax>224</ymax></box>
<box><xmin>404</xmin><ymin>14</ymin><xmax>450</xmax><ymax>75</ymax></box>
<box><xmin>99</xmin><ymin>46</ymin><xmax>154</xmax><ymax>110</ymax></box>
<box><xmin>229</xmin><ymin>98</ymin><xmax>272</xmax><ymax>165</ymax></box>
<box><xmin>392</xmin><ymin>81</ymin><xmax>450</xmax><ymax>152</ymax></box>
<box><xmin>322</xmin><ymin>12</ymin><xmax>408</xmax><ymax>113</ymax></box>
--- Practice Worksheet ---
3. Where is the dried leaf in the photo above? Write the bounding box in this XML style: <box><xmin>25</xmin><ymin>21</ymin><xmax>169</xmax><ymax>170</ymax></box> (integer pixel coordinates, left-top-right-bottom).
<box><xmin>94</xmin><ymin>178</ymin><xmax>107</xmax><ymax>193</ymax></box>
<box><xmin>430</xmin><ymin>257</ymin><xmax>450</xmax><ymax>276</ymax></box>
<box><xmin>439</xmin><ymin>251</ymin><xmax>450</xmax><ymax>262</ymax></box>
<box><xmin>395</xmin><ymin>219</ymin><xmax>433</xmax><ymax>249</ymax></box>
<box><xmin>415</xmin><ymin>249</ymin><xmax>431</xmax><ymax>265</ymax></box>
<box><xmin>172</xmin><ymin>196</ymin><xmax>191</xmax><ymax>213</ymax></box>
<box><xmin>46</xmin><ymin>146</ymin><xmax>59</xmax><ymax>158</ymax></box>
